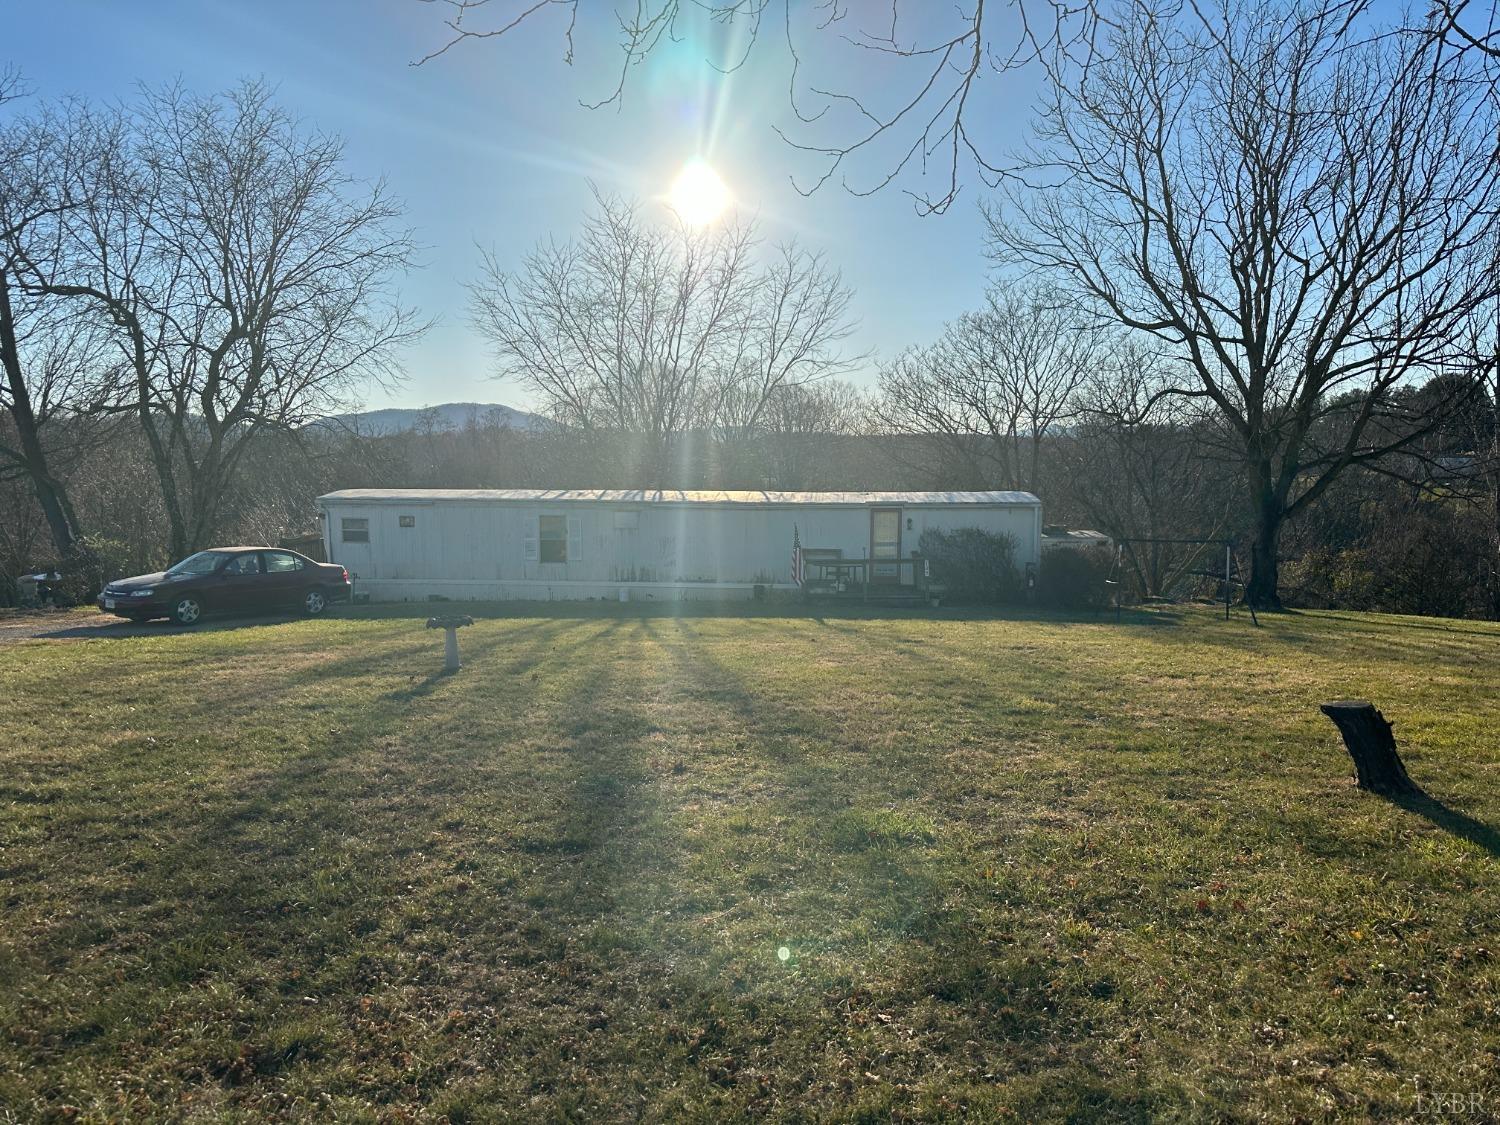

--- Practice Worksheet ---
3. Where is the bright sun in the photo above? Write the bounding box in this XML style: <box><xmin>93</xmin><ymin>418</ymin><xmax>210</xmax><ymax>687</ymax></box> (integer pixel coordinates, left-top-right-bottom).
<box><xmin>668</xmin><ymin>159</ymin><xmax>732</xmax><ymax>225</ymax></box>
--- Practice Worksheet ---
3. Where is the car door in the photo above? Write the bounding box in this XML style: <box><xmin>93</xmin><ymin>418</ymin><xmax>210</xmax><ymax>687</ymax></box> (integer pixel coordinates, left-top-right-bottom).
<box><xmin>215</xmin><ymin>552</ymin><xmax>266</xmax><ymax>613</ymax></box>
<box><xmin>259</xmin><ymin>550</ymin><xmax>307</xmax><ymax>610</ymax></box>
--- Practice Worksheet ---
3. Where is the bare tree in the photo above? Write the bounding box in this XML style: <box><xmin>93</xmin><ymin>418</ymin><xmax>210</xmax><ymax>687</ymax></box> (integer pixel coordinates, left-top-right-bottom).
<box><xmin>1055</xmin><ymin>345</ymin><xmax>1237</xmax><ymax>597</ymax></box>
<box><xmin>1454</xmin><ymin>303</ymin><xmax>1500</xmax><ymax>618</ymax></box>
<box><xmin>24</xmin><ymin>82</ymin><xmax>425</xmax><ymax>558</ymax></box>
<box><xmin>1425</xmin><ymin>0</ymin><xmax>1500</xmax><ymax>59</ymax></box>
<box><xmin>470</xmin><ymin>190</ymin><xmax>856</xmax><ymax>486</ymax></box>
<box><xmin>988</xmin><ymin>1</ymin><xmax>1500</xmax><ymax>607</ymax></box>
<box><xmin>877</xmin><ymin>281</ymin><xmax>1095</xmax><ymax>493</ymax></box>
<box><xmin>1485</xmin><ymin>346</ymin><xmax>1500</xmax><ymax>621</ymax></box>
<box><xmin>709</xmin><ymin>242</ymin><xmax>858</xmax><ymax>429</ymax></box>
<box><xmin>1374</xmin><ymin>0</ymin><xmax>1500</xmax><ymax>73</ymax></box>
<box><xmin>0</xmin><ymin>86</ymin><xmax>119</xmax><ymax>565</ymax></box>
<box><xmin>415</xmin><ymin>0</ymin><xmax>1102</xmax><ymax>215</ymax></box>
<box><xmin>757</xmin><ymin>378</ymin><xmax>869</xmax><ymax>488</ymax></box>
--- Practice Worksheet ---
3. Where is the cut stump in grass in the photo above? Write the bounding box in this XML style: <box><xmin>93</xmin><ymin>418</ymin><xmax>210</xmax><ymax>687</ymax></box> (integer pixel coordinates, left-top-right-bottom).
<box><xmin>1319</xmin><ymin>700</ymin><xmax>1419</xmax><ymax>796</ymax></box>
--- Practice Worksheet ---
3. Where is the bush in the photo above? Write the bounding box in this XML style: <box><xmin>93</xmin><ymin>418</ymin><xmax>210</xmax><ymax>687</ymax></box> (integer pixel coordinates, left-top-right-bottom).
<box><xmin>917</xmin><ymin>527</ymin><xmax>1019</xmax><ymax>603</ymax></box>
<box><xmin>1284</xmin><ymin>499</ymin><xmax>1494</xmax><ymax>620</ymax></box>
<box><xmin>1038</xmin><ymin>547</ymin><xmax>1113</xmax><ymax>610</ymax></box>
<box><xmin>51</xmin><ymin>536</ymin><xmax>137</xmax><ymax>607</ymax></box>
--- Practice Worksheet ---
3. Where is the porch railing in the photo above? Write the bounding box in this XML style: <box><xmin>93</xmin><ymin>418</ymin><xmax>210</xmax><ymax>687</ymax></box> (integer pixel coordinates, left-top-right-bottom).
<box><xmin>800</xmin><ymin>555</ymin><xmax>932</xmax><ymax>601</ymax></box>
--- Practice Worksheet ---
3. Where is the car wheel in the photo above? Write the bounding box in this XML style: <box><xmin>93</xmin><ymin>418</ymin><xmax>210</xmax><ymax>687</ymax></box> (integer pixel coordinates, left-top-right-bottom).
<box><xmin>171</xmin><ymin>596</ymin><xmax>203</xmax><ymax>626</ymax></box>
<box><xmin>302</xmin><ymin>588</ymin><xmax>328</xmax><ymax>617</ymax></box>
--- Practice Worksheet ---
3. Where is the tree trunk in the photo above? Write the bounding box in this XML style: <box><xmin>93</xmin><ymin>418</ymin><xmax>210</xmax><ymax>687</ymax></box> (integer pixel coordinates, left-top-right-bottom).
<box><xmin>1319</xmin><ymin>701</ymin><xmax>1419</xmax><ymax>796</ymax></box>
<box><xmin>1492</xmin><ymin>490</ymin><xmax>1499</xmax><ymax>622</ymax></box>
<box><xmin>1490</xmin><ymin>467</ymin><xmax>1499</xmax><ymax>621</ymax></box>
<box><xmin>137</xmin><ymin>407</ymin><xmax>189</xmax><ymax>560</ymax></box>
<box><xmin>1490</xmin><ymin>392</ymin><xmax>1499</xmax><ymax>621</ymax></box>
<box><xmin>1245</xmin><ymin>492</ymin><xmax>1284</xmax><ymax>610</ymax></box>
<box><xmin>0</xmin><ymin>269</ymin><xmax>79</xmax><ymax>563</ymax></box>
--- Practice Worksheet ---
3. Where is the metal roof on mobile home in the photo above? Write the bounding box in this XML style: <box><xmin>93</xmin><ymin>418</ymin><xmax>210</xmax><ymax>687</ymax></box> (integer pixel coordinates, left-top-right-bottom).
<box><xmin>317</xmin><ymin>489</ymin><xmax>1040</xmax><ymax>507</ymax></box>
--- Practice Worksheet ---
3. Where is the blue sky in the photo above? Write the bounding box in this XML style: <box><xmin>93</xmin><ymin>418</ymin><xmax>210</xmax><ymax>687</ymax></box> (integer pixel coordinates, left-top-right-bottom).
<box><xmin>5</xmin><ymin>1</ymin><xmax>1044</xmax><ymax>410</ymax></box>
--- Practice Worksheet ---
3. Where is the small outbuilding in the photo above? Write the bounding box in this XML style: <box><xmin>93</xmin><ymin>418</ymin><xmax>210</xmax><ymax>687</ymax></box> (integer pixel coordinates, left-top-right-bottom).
<box><xmin>315</xmin><ymin>488</ymin><xmax>1042</xmax><ymax>602</ymax></box>
<box><xmin>1041</xmin><ymin>527</ymin><xmax>1112</xmax><ymax>552</ymax></box>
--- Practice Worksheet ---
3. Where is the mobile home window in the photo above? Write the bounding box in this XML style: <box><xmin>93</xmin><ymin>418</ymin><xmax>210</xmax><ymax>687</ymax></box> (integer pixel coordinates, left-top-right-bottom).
<box><xmin>539</xmin><ymin>515</ymin><xmax>568</xmax><ymax>562</ymax></box>
<box><xmin>399</xmin><ymin>514</ymin><xmax>416</xmax><ymax>528</ymax></box>
<box><xmin>341</xmin><ymin>517</ymin><xmax>369</xmax><ymax>543</ymax></box>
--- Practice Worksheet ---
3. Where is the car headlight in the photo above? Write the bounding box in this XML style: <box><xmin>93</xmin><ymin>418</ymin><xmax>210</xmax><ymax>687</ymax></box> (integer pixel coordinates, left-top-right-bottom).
<box><xmin>132</xmin><ymin>587</ymin><xmax>154</xmax><ymax>597</ymax></box>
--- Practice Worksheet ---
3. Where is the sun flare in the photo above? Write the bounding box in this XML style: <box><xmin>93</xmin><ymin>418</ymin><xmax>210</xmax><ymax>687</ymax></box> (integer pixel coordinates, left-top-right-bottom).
<box><xmin>668</xmin><ymin>159</ymin><xmax>732</xmax><ymax>225</ymax></box>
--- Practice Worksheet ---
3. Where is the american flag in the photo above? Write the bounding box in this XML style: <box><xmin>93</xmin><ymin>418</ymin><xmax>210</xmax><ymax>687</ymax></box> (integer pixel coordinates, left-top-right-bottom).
<box><xmin>791</xmin><ymin>524</ymin><xmax>804</xmax><ymax>586</ymax></box>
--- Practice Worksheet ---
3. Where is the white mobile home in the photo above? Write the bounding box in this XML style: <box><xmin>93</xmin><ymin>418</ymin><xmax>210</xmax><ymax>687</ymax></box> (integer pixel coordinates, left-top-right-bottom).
<box><xmin>315</xmin><ymin>489</ymin><xmax>1042</xmax><ymax>602</ymax></box>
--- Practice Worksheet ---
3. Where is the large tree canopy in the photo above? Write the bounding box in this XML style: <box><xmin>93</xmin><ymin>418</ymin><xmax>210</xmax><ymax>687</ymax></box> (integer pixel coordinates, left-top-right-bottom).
<box><xmin>5</xmin><ymin>81</ymin><xmax>425</xmax><ymax>558</ymax></box>
<box><xmin>987</xmin><ymin>0</ymin><xmax>1500</xmax><ymax>606</ymax></box>
<box><xmin>469</xmin><ymin>191</ymin><xmax>856</xmax><ymax>486</ymax></box>
<box><xmin>877</xmin><ymin>282</ymin><xmax>1096</xmax><ymax>494</ymax></box>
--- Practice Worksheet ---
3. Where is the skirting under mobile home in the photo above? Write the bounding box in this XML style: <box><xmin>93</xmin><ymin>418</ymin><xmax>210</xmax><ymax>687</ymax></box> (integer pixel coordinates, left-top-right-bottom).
<box><xmin>315</xmin><ymin>489</ymin><xmax>1042</xmax><ymax>602</ymax></box>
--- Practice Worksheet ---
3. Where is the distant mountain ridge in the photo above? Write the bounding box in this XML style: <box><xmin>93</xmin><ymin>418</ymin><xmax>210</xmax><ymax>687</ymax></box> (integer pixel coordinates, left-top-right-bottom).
<box><xmin>310</xmin><ymin>402</ymin><xmax>547</xmax><ymax>435</ymax></box>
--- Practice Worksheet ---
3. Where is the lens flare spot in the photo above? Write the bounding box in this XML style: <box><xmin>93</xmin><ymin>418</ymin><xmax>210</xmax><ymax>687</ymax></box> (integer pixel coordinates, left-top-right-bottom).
<box><xmin>668</xmin><ymin>159</ymin><xmax>732</xmax><ymax>226</ymax></box>
<box><xmin>777</xmin><ymin>945</ymin><xmax>791</xmax><ymax>963</ymax></box>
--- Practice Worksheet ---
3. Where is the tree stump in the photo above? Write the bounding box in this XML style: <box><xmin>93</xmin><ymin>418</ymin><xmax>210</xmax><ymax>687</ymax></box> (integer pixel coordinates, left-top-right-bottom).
<box><xmin>1319</xmin><ymin>701</ymin><xmax>1418</xmax><ymax>796</ymax></box>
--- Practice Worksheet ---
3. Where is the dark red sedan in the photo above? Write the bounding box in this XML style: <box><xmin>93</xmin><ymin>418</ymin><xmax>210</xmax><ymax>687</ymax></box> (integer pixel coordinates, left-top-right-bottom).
<box><xmin>97</xmin><ymin>547</ymin><xmax>351</xmax><ymax>625</ymax></box>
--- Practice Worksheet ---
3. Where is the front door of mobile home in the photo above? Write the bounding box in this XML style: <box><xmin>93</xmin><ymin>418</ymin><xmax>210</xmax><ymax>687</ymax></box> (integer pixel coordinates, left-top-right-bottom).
<box><xmin>871</xmin><ymin>508</ymin><xmax>901</xmax><ymax>584</ymax></box>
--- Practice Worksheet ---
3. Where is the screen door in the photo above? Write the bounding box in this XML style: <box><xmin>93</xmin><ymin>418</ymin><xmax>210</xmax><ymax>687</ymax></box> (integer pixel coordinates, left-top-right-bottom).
<box><xmin>871</xmin><ymin>508</ymin><xmax>902</xmax><ymax>583</ymax></box>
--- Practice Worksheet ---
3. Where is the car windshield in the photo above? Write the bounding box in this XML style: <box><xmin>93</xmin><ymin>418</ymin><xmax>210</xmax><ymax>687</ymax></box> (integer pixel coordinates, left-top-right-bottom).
<box><xmin>165</xmin><ymin>550</ymin><xmax>232</xmax><ymax>576</ymax></box>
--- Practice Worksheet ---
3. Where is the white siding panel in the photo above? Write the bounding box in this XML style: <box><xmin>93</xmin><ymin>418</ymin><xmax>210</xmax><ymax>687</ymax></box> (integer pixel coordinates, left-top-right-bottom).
<box><xmin>567</xmin><ymin>515</ymin><xmax>582</xmax><ymax>564</ymax></box>
<box><xmin>316</xmin><ymin>495</ymin><xmax>1042</xmax><ymax>599</ymax></box>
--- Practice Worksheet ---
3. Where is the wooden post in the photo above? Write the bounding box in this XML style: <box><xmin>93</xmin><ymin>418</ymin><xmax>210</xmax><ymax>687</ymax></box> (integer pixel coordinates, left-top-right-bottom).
<box><xmin>1224</xmin><ymin>544</ymin><xmax>1231</xmax><ymax>620</ymax></box>
<box><xmin>1319</xmin><ymin>701</ymin><xmax>1418</xmax><ymax>796</ymax></box>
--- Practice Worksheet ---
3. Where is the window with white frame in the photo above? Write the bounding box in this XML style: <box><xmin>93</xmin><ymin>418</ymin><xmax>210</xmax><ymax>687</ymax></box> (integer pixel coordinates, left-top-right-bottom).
<box><xmin>526</xmin><ymin>514</ymin><xmax>580</xmax><ymax>564</ymax></box>
<box><xmin>539</xmin><ymin>515</ymin><xmax>567</xmax><ymax>562</ymax></box>
<box><xmin>341</xmin><ymin>517</ymin><xmax>369</xmax><ymax>543</ymax></box>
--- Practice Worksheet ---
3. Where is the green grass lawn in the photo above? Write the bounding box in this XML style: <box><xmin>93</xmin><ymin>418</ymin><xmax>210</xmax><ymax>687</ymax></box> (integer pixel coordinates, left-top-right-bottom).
<box><xmin>1</xmin><ymin>605</ymin><xmax>1497</xmax><ymax>1121</ymax></box>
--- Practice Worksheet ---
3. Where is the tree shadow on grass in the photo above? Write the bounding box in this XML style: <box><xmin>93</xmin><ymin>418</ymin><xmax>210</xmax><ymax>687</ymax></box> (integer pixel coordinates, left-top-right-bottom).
<box><xmin>377</xmin><ymin>619</ymin><xmax>581</xmax><ymax>702</ymax></box>
<box><xmin>627</xmin><ymin>617</ymin><xmax>1171</xmax><ymax>1109</ymax></box>
<box><xmin>116</xmin><ymin>620</ymin><xmax>627</xmax><ymax>954</ymax></box>
<box><xmin>1</xmin><ymin>620</ymin><xmax>659</xmax><ymax>1110</ymax></box>
<box><xmin>1292</xmin><ymin>609</ymin><xmax>1500</xmax><ymax>642</ymax></box>
<box><xmin>1390</xmin><ymin>790</ymin><xmax>1500</xmax><ymax>859</ymax></box>
<box><xmin>1283</xmin><ymin>777</ymin><xmax>1500</xmax><ymax>866</ymax></box>
<box><xmin>334</xmin><ymin>599</ymin><xmax>1189</xmax><ymax>627</ymax></box>
<box><xmin>32</xmin><ymin>612</ymin><xmax>312</xmax><ymax>640</ymax></box>
<box><xmin>1142</xmin><ymin>607</ymin><xmax>1500</xmax><ymax>663</ymax></box>
<box><xmin>9</xmin><ymin>611</ymin><xmax>1192</xmax><ymax>1117</ymax></box>
<box><xmin>165</xmin><ymin>618</ymin><xmax>574</xmax><ymax>718</ymax></box>
<box><xmin>640</xmin><ymin>616</ymin><xmax>953</xmax><ymax>940</ymax></box>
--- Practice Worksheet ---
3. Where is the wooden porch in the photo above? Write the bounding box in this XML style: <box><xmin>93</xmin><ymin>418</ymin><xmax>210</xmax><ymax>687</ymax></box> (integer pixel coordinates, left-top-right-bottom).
<box><xmin>799</xmin><ymin>553</ymin><xmax>939</xmax><ymax>605</ymax></box>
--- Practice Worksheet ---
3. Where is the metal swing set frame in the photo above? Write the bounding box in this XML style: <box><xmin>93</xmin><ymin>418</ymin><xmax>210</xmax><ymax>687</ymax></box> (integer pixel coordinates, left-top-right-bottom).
<box><xmin>1105</xmin><ymin>537</ymin><xmax>1259</xmax><ymax>626</ymax></box>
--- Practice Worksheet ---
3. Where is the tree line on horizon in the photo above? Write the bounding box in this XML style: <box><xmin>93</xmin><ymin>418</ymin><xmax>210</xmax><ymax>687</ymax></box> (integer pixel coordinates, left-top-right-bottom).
<box><xmin>3</xmin><ymin>383</ymin><xmax>1493</xmax><ymax>619</ymax></box>
<box><xmin>3</xmin><ymin>2</ymin><xmax>1498</xmax><ymax>617</ymax></box>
